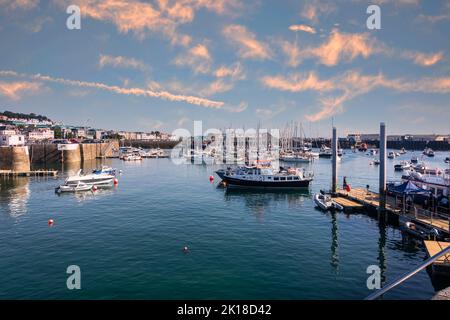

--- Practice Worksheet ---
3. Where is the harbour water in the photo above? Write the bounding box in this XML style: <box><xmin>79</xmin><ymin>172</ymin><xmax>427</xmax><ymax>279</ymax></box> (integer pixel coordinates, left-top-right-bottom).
<box><xmin>0</xmin><ymin>150</ymin><xmax>449</xmax><ymax>299</ymax></box>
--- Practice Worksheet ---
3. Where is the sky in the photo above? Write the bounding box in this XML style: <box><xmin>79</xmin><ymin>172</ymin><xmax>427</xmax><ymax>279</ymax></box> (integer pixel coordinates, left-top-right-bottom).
<box><xmin>0</xmin><ymin>0</ymin><xmax>449</xmax><ymax>137</ymax></box>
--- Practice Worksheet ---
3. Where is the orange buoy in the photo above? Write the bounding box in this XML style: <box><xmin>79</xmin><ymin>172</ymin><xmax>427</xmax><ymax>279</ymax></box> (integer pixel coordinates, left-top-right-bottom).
<box><xmin>48</xmin><ymin>219</ymin><xmax>54</xmax><ymax>226</ymax></box>
<box><xmin>209</xmin><ymin>175</ymin><xmax>214</xmax><ymax>182</ymax></box>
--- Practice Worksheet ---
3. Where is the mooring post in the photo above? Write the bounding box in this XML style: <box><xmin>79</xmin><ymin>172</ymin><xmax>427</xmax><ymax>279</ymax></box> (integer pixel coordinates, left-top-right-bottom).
<box><xmin>379</xmin><ymin>122</ymin><xmax>387</xmax><ymax>212</ymax></box>
<box><xmin>332</xmin><ymin>127</ymin><xmax>338</xmax><ymax>193</ymax></box>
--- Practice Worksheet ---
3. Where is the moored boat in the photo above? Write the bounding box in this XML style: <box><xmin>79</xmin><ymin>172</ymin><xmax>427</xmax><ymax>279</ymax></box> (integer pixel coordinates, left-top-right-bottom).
<box><xmin>55</xmin><ymin>181</ymin><xmax>94</xmax><ymax>193</ymax></box>
<box><xmin>313</xmin><ymin>192</ymin><xmax>344</xmax><ymax>211</ymax></box>
<box><xmin>423</xmin><ymin>148</ymin><xmax>435</xmax><ymax>157</ymax></box>
<box><xmin>65</xmin><ymin>169</ymin><xmax>115</xmax><ymax>186</ymax></box>
<box><xmin>216</xmin><ymin>164</ymin><xmax>313</xmax><ymax>188</ymax></box>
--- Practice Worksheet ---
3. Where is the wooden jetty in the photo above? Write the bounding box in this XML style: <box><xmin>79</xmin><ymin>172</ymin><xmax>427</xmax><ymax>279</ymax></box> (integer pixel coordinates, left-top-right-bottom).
<box><xmin>335</xmin><ymin>188</ymin><xmax>449</xmax><ymax>233</ymax></box>
<box><xmin>424</xmin><ymin>241</ymin><xmax>450</xmax><ymax>276</ymax></box>
<box><xmin>332</xmin><ymin>196</ymin><xmax>363</xmax><ymax>210</ymax></box>
<box><xmin>0</xmin><ymin>170</ymin><xmax>58</xmax><ymax>177</ymax></box>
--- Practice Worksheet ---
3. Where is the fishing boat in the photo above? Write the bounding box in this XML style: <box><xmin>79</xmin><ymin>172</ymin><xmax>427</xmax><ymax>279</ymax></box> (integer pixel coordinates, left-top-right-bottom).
<box><xmin>65</xmin><ymin>169</ymin><xmax>115</xmax><ymax>186</ymax></box>
<box><xmin>55</xmin><ymin>181</ymin><xmax>93</xmax><ymax>193</ymax></box>
<box><xmin>314</xmin><ymin>192</ymin><xmax>344</xmax><ymax>211</ymax></box>
<box><xmin>423</xmin><ymin>148</ymin><xmax>435</xmax><ymax>157</ymax></box>
<box><xmin>394</xmin><ymin>161</ymin><xmax>412</xmax><ymax>171</ymax></box>
<box><xmin>215</xmin><ymin>164</ymin><xmax>313</xmax><ymax>188</ymax></box>
<box><xmin>358</xmin><ymin>143</ymin><xmax>368</xmax><ymax>152</ymax></box>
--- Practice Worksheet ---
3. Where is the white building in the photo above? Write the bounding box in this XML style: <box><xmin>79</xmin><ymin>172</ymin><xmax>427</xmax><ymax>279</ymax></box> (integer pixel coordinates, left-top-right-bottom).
<box><xmin>27</xmin><ymin>128</ymin><xmax>54</xmax><ymax>141</ymax></box>
<box><xmin>0</xmin><ymin>134</ymin><xmax>25</xmax><ymax>146</ymax></box>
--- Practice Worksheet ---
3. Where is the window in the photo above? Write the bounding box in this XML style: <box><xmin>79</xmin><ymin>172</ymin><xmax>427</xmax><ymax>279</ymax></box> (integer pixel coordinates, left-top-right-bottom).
<box><xmin>280</xmin><ymin>177</ymin><xmax>286</xmax><ymax>181</ymax></box>
<box><xmin>267</xmin><ymin>176</ymin><xmax>272</xmax><ymax>180</ymax></box>
<box><xmin>287</xmin><ymin>177</ymin><xmax>293</xmax><ymax>181</ymax></box>
<box><xmin>293</xmin><ymin>176</ymin><xmax>299</xmax><ymax>180</ymax></box>
<box><xmin>274</xmin><ymin>177</ymin><xmax>279</xmax><ymax>181</ymax></box>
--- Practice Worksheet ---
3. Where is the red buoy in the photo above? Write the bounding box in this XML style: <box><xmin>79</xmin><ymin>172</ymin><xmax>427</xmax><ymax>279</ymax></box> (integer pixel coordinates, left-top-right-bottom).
<box><xmin>92</xmin><ymin>185</ymin><xmax>98</xmax><ymax>191</ymax></box>
<box><xmin>114</xmin><ymin>178</ymin><xmax>119</xmax><ymax>186</ymax></box>
<box><xmin>209</xmin><ymin>175</ymin><xmax>214</xmax><ymax>182</ymax></box>
<box><xmin>48</xmin><ymin>219</ymin><xmax>54</xmax><ymax>226</ymax></box>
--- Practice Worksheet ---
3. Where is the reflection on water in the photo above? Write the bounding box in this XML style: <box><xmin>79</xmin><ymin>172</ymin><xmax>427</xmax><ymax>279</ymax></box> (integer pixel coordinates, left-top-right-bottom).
<box><xmin>55</xmin><ymin>186</ymin><xmax>118</xmax><ymax>203</ymax></box>
<box><xmin>330</xmin><ymin>212</ymin><xmax>339</xmax><ymax>273</ymax></box>
<box><xmin>223</xmin><ymin>188</ymin><xmax>310</xmax><ymax>215</ymax></box>
<box><xmin>0</xmin><ymin>177</ymin><xmax>30</xmax><ymax>218</ymax></box>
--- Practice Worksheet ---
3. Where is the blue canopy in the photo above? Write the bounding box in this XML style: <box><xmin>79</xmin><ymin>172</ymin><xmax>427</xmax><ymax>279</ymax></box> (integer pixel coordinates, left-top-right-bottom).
<box><xmin>390</xmin><ymin>181</ymin><xmax>431</xmax><ymax>195</ymax></box>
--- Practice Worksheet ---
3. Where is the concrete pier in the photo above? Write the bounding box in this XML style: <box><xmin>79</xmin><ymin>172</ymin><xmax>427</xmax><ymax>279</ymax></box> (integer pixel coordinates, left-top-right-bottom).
<box><xmin>0</xmin><ymin>146</ymin><xmax>31</xmax><ymax>172</ymax></box>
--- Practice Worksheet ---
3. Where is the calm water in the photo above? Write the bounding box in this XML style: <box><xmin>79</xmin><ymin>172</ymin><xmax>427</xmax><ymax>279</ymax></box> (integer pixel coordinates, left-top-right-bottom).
<box><xmin>0</xmin><ymin>150</ymin><xmax>449</xmax><ymax>299</ymax></box>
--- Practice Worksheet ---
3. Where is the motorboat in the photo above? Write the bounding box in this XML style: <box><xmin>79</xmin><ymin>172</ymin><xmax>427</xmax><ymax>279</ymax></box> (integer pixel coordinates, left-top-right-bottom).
<box><xmin>92</xmin><ymin>166</ymin><xmax>117</xmax><ymax>175</ymax></box>
<box><xmin>394</xmin><ymin>161</ymin><xmax>412</xmax><ymax>171</ymax></box>
<box><xmin>387</xmin><ymin>151</ymin><xmax>396</xmax><ymax>159</ymax></box>
<box><xmin>411</xmin><ymin>156</ymin><xmax>419</xmax><ymax>164</ymax></box>
<box><xmin>399</xmin><ymin>147</ymin><xmax>407</xmax><ymax>155</ymax></box>
<box><xmin>400</xmin><ymin>221</ymin><xmax>442</xmax><ymax>241</ymax></box>
<box><xmin>280</xmin><ymin>152</ymin><xmax>314</xmax><ymax>163</ymax></box>
<box><xmin>423</xmin><ymin>148</ymin><xmax>435</xmax><ymax>157</ymax></box>
<box><xmin>145</xmin><ymin>148</ymin><xmax>169</xmax><ymax>158</ymax></box>
<box><xmin>314</xmin><ymin>192</ymin><xmax>344</xmax><ymax>211</ymax></box>
<box><xmin>55</xmin><ymin>181</ymin><xmax>93</xmax><ymax>193</ymax></box>
<box><xmin>65</xmin><ymin>169</ymin><xmax>115</xmax><ymax>186</ymax></box>
<box><xmin>215</xmin><ymin>164</ymin><xmax>313</xmax><ymax>188</ymax></box>
<box><xmin>319</xmin><ymin>145</ymin><xmax>332</xmax><ymax>158</ymax></box>
<box><xmin>358</xmin><ymin>143</ymin><xmax>368</xmax><ymax>152</ymax></box>
<box><xmin>122</xmin><ymin>152</ymin><xmax>142</xmax><ymax>161</ymax></box>
<box><xmin>445</xmin><ymin>157</ymin><xmax>450</xmax><ymax>164</ymax></box>
<box><xmin>372</xmin><ymin>159</ymin><xmax>380</xmax><ymax>165</ymax></box>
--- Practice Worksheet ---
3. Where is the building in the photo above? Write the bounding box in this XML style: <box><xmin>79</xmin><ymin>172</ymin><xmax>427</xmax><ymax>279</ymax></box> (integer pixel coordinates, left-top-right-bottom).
<box><xmin>0</xmin><ymin>125</ymin><xmax>17</xmax><ymax>136</ymax></box>
<box><xmin>0</xmin><ymin>134</ymin><xmax>25</xmax><ymax>146</ymax></box>
<box><xmin>27</xmin><ymin>128</ymin><xmax>54</xmax><ymax>142</ymax></box>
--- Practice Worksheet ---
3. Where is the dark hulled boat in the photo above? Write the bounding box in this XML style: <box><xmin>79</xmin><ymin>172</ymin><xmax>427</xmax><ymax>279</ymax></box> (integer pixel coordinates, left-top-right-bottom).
<box><xmin>216</xmin><ymin>165</ymin><xmax>313</xmax><ymax>188</ymax></box>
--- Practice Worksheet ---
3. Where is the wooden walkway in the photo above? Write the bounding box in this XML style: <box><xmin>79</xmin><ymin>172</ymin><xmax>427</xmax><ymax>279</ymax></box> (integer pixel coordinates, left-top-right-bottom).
<box><xmin>336</xmin><ymin>188</ymin><xmax>449</xmax><ymax>233</ymax></box>
<box><xmin>0</xmin><ymin>170</ymin><xmax>58</xmax><ymax>177</ymax></box>
<box><xmin>424</xmin><ymin>241</ymin><xmax>450</xmax><ymax>266</ymax></box>
<box><xmin>333</xmin><ymin>196</ymin><xmax>363</xmax><ymax>210</ymax></box>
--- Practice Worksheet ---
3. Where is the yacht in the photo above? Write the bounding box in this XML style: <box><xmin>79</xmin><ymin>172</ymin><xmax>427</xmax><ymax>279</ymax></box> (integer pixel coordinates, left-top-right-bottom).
<box><xmin>122</xmin><ymin>152</ymin><xmax>142</xmax><ymax>161</ymax></box>
<box><xmin>145</xmin><ymin>148</ymin><xmax>169</xmax><ymax>158</ymax></box>
<box><xmin>216</xmin><ymin>165</ymin><xmax>313</xmax><ymax>188</ymax></box>
<box><xmin>65</xmin><ymin>169</ymin><xmax>115</xmax><ymax>186</ymax></box>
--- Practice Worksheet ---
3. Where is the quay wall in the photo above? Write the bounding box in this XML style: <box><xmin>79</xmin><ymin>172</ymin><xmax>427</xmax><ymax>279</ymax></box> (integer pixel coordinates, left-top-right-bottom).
<box><xmin>29</xmin><ymin>141</ymin><xmax>119</xmax><ymax>164</ymax></box>
<box><xmin>0</xmin><ymin>146</ymin><xmax>31</xmax><ymax>171</ymax></box>
<box><xmin>124</xmin><ymin>139</ymin><xmax>180</xmax><ymax>149</ymax></box>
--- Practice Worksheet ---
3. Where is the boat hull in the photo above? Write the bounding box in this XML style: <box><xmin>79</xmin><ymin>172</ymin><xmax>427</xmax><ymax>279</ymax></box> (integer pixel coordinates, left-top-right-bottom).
<box><xmin>220</xmin><ymin>176</ymin><xmax>311</xmax><ymax>188</ymax></box>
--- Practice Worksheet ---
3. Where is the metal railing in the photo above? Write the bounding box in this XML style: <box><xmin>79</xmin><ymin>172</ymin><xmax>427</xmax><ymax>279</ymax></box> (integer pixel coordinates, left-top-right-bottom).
<box><xmin>366</xmin><ymin>245</ymin><xmax>450</xmax><ymax>300</ymax></box>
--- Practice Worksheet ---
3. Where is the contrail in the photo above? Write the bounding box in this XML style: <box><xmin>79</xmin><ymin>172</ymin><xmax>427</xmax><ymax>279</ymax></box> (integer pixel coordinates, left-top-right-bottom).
<box><xmin>0</xmin><ymin>70</ymin><xmax>225</xmax><ymax>109</ymax></box>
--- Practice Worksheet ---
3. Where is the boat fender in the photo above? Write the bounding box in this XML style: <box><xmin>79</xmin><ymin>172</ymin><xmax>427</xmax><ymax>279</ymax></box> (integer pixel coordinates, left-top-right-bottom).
<box><xmin>114</xmin><ymin>178</ymin><xmax>119</xmax><ymax>186</ymax></box>
<box><xmin>209</xmin><ymin>175</ymin><xmax>214</xmax><ymax>182</ymax></box>
<box><xmin>48</xmin><ymin>219</ymin><xmax>54</xmax><ymax>226</ymax></box>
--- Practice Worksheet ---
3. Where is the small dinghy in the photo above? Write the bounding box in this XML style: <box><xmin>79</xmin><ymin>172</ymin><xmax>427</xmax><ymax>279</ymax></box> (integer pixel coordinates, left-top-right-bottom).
<box><xmin>314</xmin><ymin>191</ymin><xmax>344</xmax><ymax>211</ymax></box>
<box><xmin>400</xmin><ymin>221</ymin><xmax>442</xmax><ymax>240</ymax></box>
<box><xmin>56</xmin><ymin>182</ymin><xmax>93</xmax><ymax>193</ymax></box>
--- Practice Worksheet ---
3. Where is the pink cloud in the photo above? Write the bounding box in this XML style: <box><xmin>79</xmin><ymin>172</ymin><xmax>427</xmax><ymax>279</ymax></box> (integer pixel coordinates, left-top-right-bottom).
<box><xmin>0</xmin><ymin>81</ymin><xmax>42</xmax><ymax>100</ymax></box>
<box><xmin>223</xmin><ymin>24</ymin><xmax>272</xmax><ymax>60</ymax></box>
